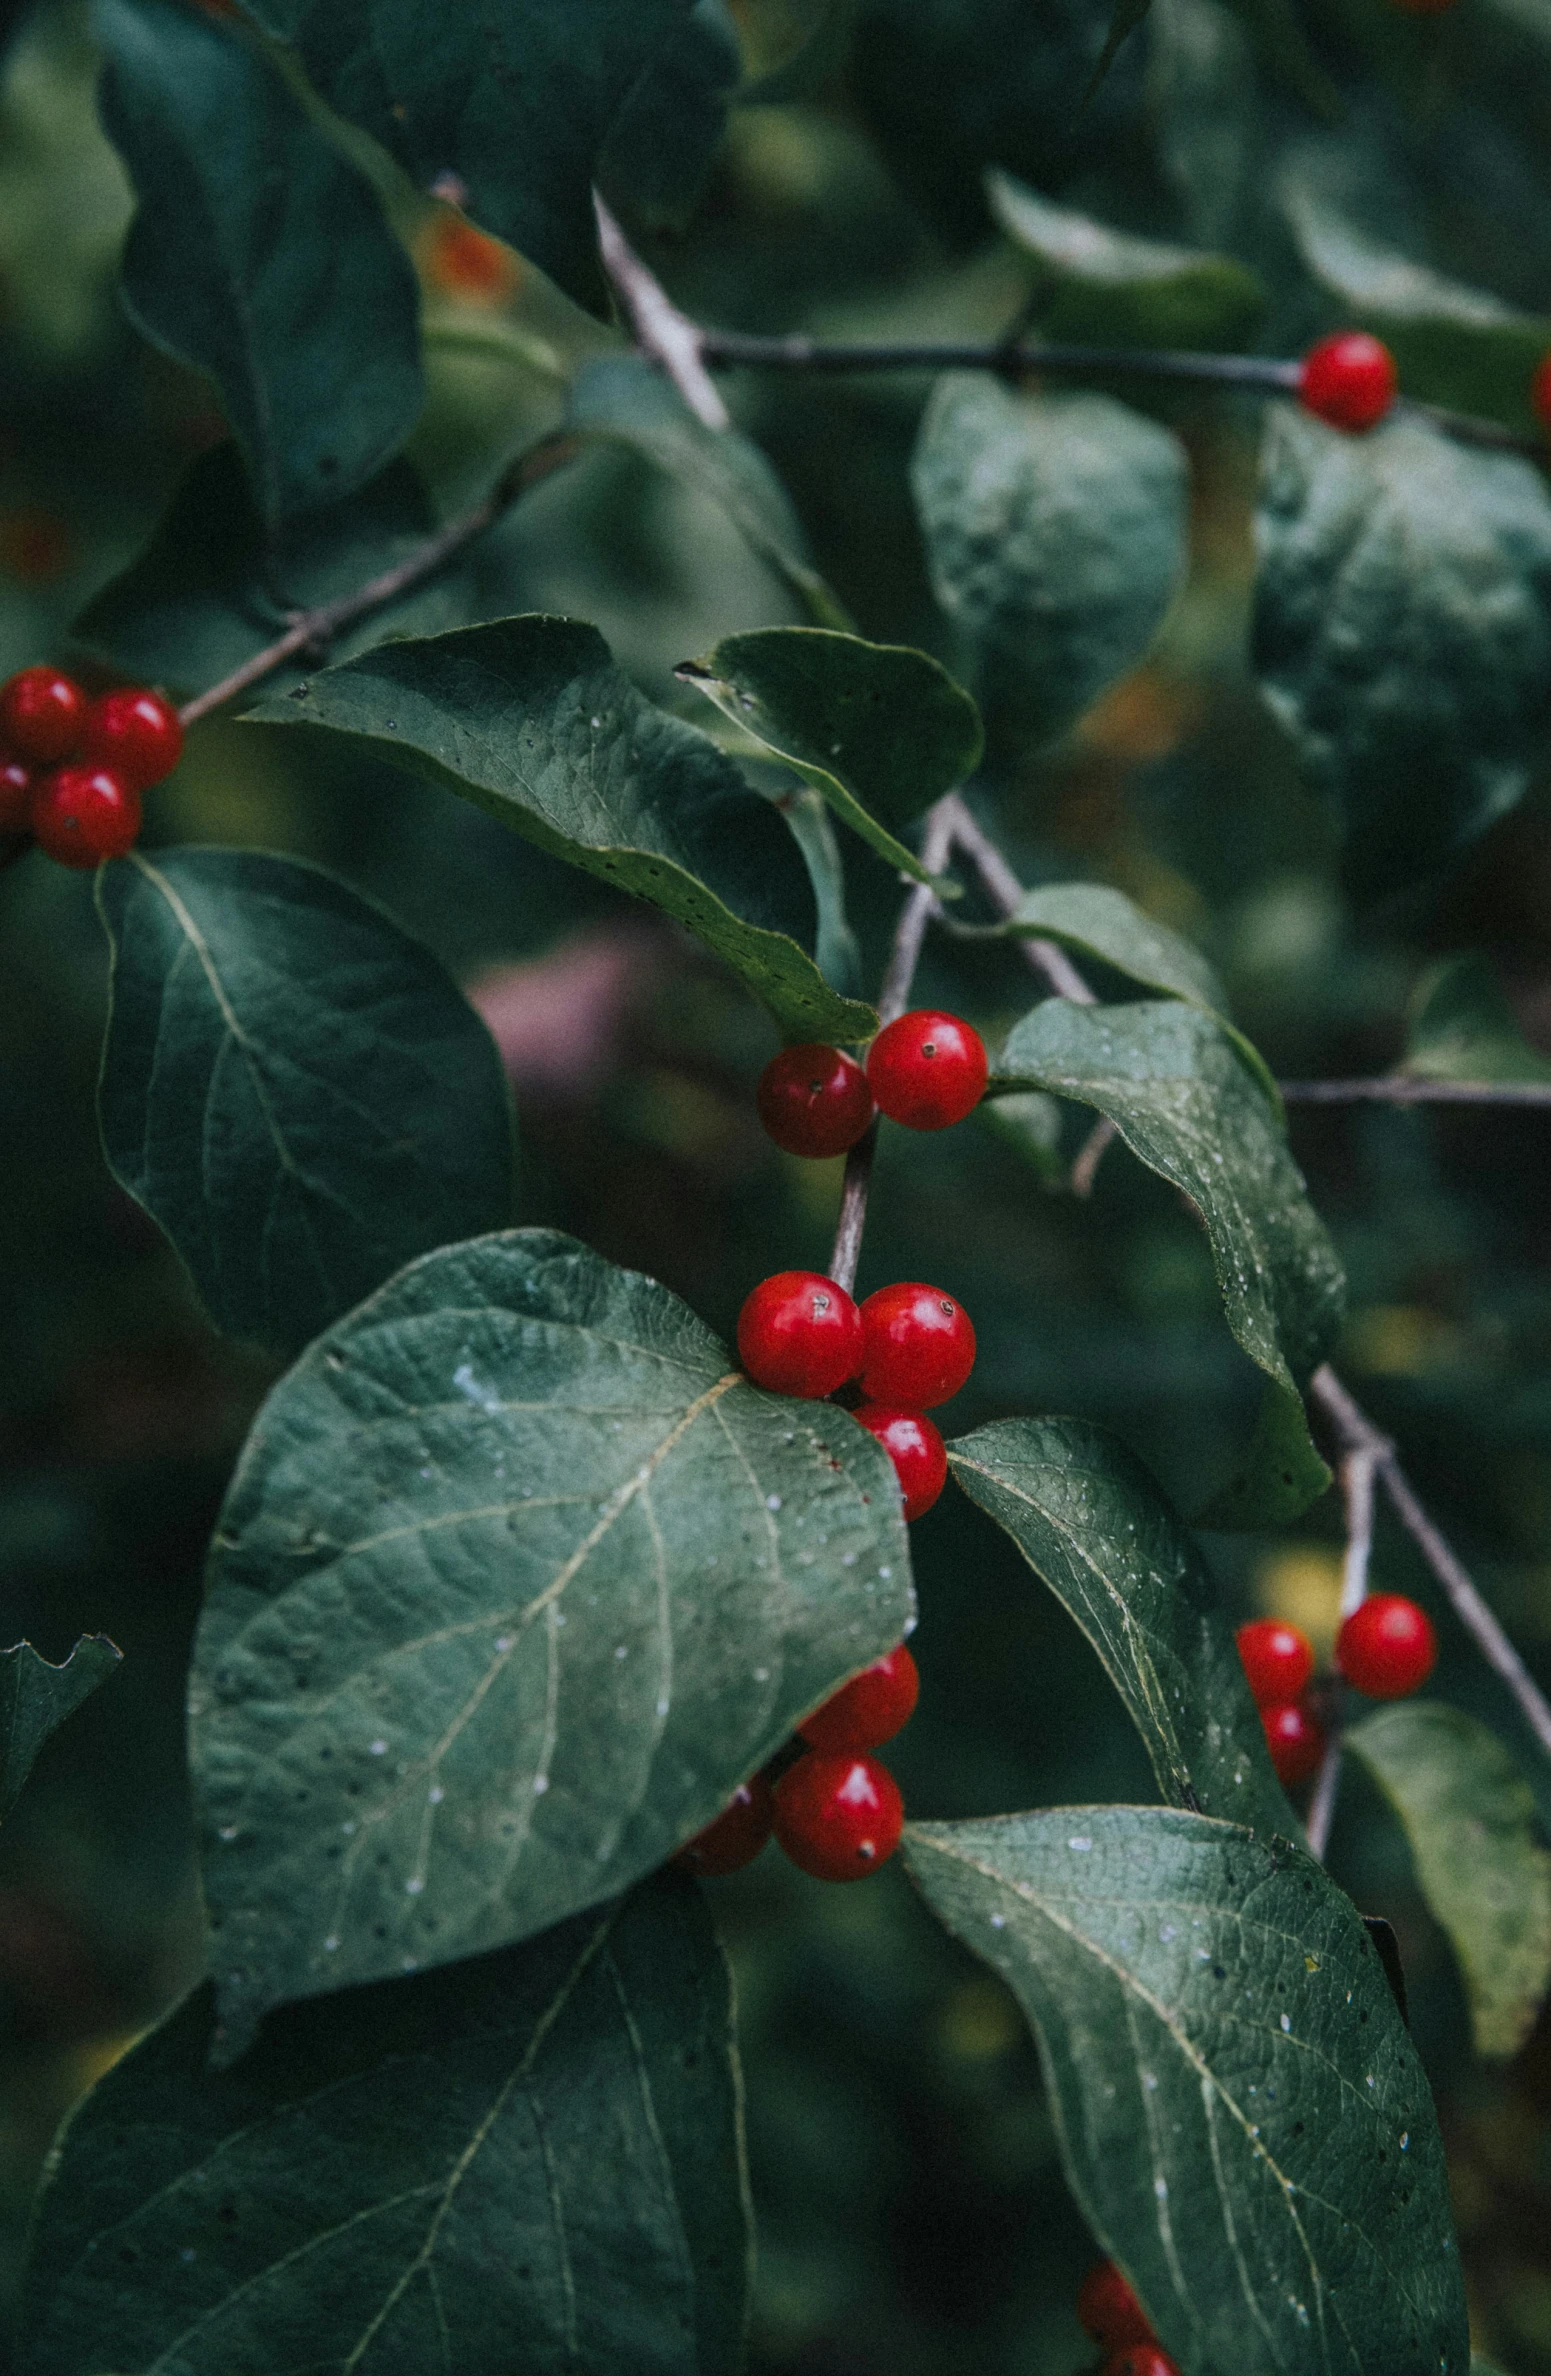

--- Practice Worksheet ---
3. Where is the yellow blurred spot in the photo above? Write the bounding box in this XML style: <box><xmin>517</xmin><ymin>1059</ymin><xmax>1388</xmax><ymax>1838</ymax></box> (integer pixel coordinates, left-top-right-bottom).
<box><xmin>417</xmin><ymin>211</ymin><xmax>523</xmax><ymax>305</ymax></box>
<box><xmin>940</xmin><ymin>1978</ymin><xmax>1024</xmax><ymax>2062</ymax></box>
<box><xmin>1342</xmin><ymin>1304</ymin><xmax>1461</xmax><ymax>1377</ymax></box>
<box><xmin>1075</xmin><ymin>667</ymin><xmax>1201</xmax><ymax>764</ymax></box>
<box><xmin>1254</xmin><ymin>1547</ymin><xmax>1342</xmax><ymax>1659</ymax></box>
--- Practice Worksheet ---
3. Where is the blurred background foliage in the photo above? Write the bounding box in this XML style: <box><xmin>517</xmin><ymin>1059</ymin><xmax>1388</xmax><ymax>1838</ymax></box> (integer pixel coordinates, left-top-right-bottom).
<box><xmin>2</xmin><ymin>0</ymin><xmax>1551</xmax><ymax>2367</ymax></box>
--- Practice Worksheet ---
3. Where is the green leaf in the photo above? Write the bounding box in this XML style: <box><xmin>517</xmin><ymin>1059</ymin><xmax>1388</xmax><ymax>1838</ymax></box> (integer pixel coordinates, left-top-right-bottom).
<box><xmin>1254</xmin><ymin>406</ymin><xmax>1551</xmax><ymax>892</ymax></box>
<box><xmin>1404</xmin><ymin>954</ymin><xmax>1551</xmax><ymax>1087</ymax></box>
<box><xmin>1347</xmin><ymin>1702</ymin><xmax>1551</xmax><ymax>2061</ymax></box>
<box><xmin>567</xmin><ymin>356</ymin><xmax>851</xmax><ymax>629</ymax></box>
<box><xmin>1</xmin><ymin>1637</ymin><xmax>121</xmax><ymax>1822</ymax></box>
<box><xmin>1083</xmin><ymin>0</ymin><xmax>1154</xmax><ymax>105</ymax></box>
<box><xmin>246</xmin><ymin>616</ymin><xmax>875</xmax><ymax>1045</ymax></box>
<box><xmin>904</xmin><ymin>1805</ymin><xmax>1471</xmax><ymax>2376</ymax></box>
<box><xmin>678</xmin><ymin>627</ymin><xmax>982</xmax><ymax>886</ymax></box>
<box><xmin>912</xmin><ymin>377</ymin><xmax>1188</xmax><ymax>749</ymax></box>
<box><xmin>73</xmin><ymin>444</ymin><xmax>454</xmax><ymax>698</ymax></box>
<box><xmin>995</xmin><ymin>998</ymin><xmax>1345</xmax><ymax>1525</ymax></box>
<box><xmin>596</xmin><ymin>0</ymin><xmax>740</xmax><ymax>230</ymax></box>
<box><xmin>93</xmin><ymin>0</ymin><xmax>423</xmax><ymax>526</ymax></box>
<box><xmin>988</xmin><ymin>168</ymin><xmax>1265</xmax><ymax>349</ymax></box>
<box><xmin>97</xmin><ymin>850</ymin><xmax>516</xmax><ymax>1363</ymax></box>
<box><xmin>974</xmin><ymin>1087</ymin><xmax>1066</xmax><ymax>1187</ymax></box>
<box><xmin>22</xmin><ymin>1874</ymin><xmax>748</xmax><ymax>2376</ymax></box>
<box><xmin>193</xmin><ymin>1229</ymin><xmax>912</xmax><ymax>2053</ymax></box>
<box><xmin>231</xmin><ymin>0</ymin><xmax>700</xmax><ymax>317</ymax></box>
<box><xmin>948</xmin><ymin>1417</ymin><xmax>1295</xmax><ymax>1836</ymax></box>
<box><xmin>983</xmin><ymin>879</ymin><xmax>1282</xmax><ymax>1114</ymax></box>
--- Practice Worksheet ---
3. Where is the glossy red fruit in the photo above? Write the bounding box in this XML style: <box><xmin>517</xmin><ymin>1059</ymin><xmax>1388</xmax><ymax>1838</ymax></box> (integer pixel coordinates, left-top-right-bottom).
<box><xmin>1534</xmin><ymin>353</ymin><xmax>1551</xmax><ymax>436</ymax></box>
<box><xmin>867</xmin><ymin>1009</ymin><xmax>988</xmax><ymax>1130</ymax></box>
<box><xmin>801</xmin><ymin>1645</ymin><xmax>919</xmax><ymax>1753</ymax></box>
<box><xmin>1104</xmin><ymin>2350</ymin><xmax>1181</xmax><ymax>2376</ymax></box>
<box><xmin>1236</xmin><ymin>1618</ymin><xmax>1315</xmax><ymax>1707</ymax></box>
<box><xmin>756</xmin><ymin>1042</ymin><xmax>875</xmax><ymax>1158</ymax></box>
<box><xmin>1076</xmin><ymin>2259</ymin><xmax>1155</xmax><ymax>2351</ymax></box>
<box><xmin>30</xmin><ymin>766</ymin><xmax>141</xmax><ymax>867</ymax></box>
<box><xmin>773</xmin><ymin>1750</ymin><xmax>904</xmax><ymax>1881</ymax></box>
<box><xmin>852</xmin><ymin>1402</ymin><xmax>947</xmax><ymax>1522</ymax></box>
<box><xmin>0</xmin><ymin>752</ymin><xmax>32</xmax><ymax>835</ymax></box>
<box><xmin>1261</xmin><ymin>1698</ymin><xmax>1326</xmax><ymax>1786</ymax></box>
<box><xmin>1336</xmin><ymin>1593</ymin><xmax>1437</xmax><ymax>1699</ymax></box>
<box><xmin>859</xmin><ymin>1281</ymin><xmax>976</xmax><ymax>1407</ymax></box>
<box><xmin>1297</xmin><ymin>332</ymin><xmax>1398</xmax><ymax>433</ymax></box>
<box><xmin>0</xmin><ymin>665</ymin><xmax>85</xmax><ymax>764</ymax></box>
<box><xmin>674</xmin><ymin>1775</ymin><xmax>775</xmax><ymax>1877</ymax></box>
<box><xmin>737</xmin><ymin>1270</ymin><xmax>863</xmax><ymax>1399</ymax></box>
<box><xmin>80</xmin><ymin>685</ymin><xmax>184</xmax><ymax>791</ymax></box>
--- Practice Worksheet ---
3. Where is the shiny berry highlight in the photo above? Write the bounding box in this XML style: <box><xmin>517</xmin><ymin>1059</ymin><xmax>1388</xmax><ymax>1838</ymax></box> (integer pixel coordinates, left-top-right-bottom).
<box><xmin>867</xmin><ymin>1009</ymin><xmax>988</xmax><ymax>1130</ymax></box>
<box><xmin>737</xmin><ymin>1271</ymin><xmax>863</xmax><ymax>1399</ymax></box>
<box><xmin>852</xmin><ymin>1402</ymin><xmax>947</xmax><ymax>1522</ymax></box>
<box><xmin>1336</xmin><ymin>1594</ymin><xmax>1437</xmax><ymax>1699</ymax></box>
<box><xmin>773</xmin><ymin>1750</ymin><xmax>904</xmax><ymax>1881</ymax></box>
<box><xmin>30</xmin><ymin>766</ymin><xmax>141</xmax><ymax>868</ymax></box>
<box><xmin>1297</xmin><ymin>332</ymin><xmax>1397</xmax><ymax>433</ymax></box>
<box><xmin>1261</xmin><ymin>1699</ymin><xmax>1326</xmax><ymax>1787</ymax></box>
<box><xmin>801</xmin><ymin>1644</ymin><xmax>919</xmax><ymax>1754</ymax></box>
<box><xmin>859</xmin><ymin>1281</ymin><xmax>976</xmax><ymax>1407</ymax></box>
<box><xmin>757</xmin><ymin>1042</ymin><xmax>875</xmax><ymax>1158</ymax></box>
<box><xmin>1236</xmin><ymin>1619</ymin><xmax>1314</xmax><ymax>1707</ymax></box>
<box><xmin>0</xmin><ymin>666</ymin><xmax>85</xmax><ymax>765</ymax></box>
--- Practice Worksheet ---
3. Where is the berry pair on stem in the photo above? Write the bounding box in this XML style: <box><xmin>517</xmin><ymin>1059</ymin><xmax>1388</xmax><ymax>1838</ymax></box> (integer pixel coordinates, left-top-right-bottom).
<box><xmin>1077</xmin><ymin>2258</ymin><xmax>1177</xmax><ymax>2374</ymax></box>
<box><xmin>758</xmin><ymin>1008</ymin><xmax>989</xmax><ymax>1156</ymax></box>
<box><xmin>0</xmin><ymin>666</ymin><xmax>182</xmax><ymax>867</ymax></box>
<box><xmin>1237</xmin><ymin>1596</ymin><xmax>1437</xmax><ymax>1786</ymax></box>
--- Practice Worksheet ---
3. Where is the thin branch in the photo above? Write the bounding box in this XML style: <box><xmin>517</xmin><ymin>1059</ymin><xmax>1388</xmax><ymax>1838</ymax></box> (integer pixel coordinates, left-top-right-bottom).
<box><xmin>1305</xmin><ymin>1444</ymin><xmax>1378</xmax><ymax>1860</ymax></box>
<box><xmin>178</xmin><ymin>433</ymin><xmax>579</xmax><ymax>728</ymax></box>
<box><xmin>1070</xmin><ymin>1115</ymin><xmax>1117</xmax><ymax>1199</ymax></box>
<box><xmin>593</xmin><ymin>194</ymin><xmax>730</xmax><ymax>432</ymax></box>
<box><xmin>939</xmin><ymin>795</ymin><xmax>1097</xmax><ymax>1004</ymax></box>
<box><xmin>1281</xmin><ymin>1076</ymin><xmax>1551</xmax><ymax>1107</ymax></box>
<box><xmin>1310</xmin><ymin>1364</ymin><xmax>1551</xmax><ymax>1761</ymax></box>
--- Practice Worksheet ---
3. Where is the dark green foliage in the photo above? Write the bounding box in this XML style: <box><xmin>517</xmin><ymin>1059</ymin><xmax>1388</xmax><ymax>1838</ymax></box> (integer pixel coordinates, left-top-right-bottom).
<box><xmin>0</xmin><ymin>1638</ymin><xmax>121</xmax><ymax>1821</ymax></box>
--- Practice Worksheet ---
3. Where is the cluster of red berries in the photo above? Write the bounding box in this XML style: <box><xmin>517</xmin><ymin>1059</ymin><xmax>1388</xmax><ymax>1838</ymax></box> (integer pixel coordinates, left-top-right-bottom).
<box><xmin>1077</xmin><ymin>2259</ymin><xmax>1176</xmax><ymax>2375</ymax></box>
<box><xmin>0</xmin><ymin>666</ymin><xmax>181</xmax><ymax>867</ymax></box>
<box><xmin>1238</xmin><ymin>1594</ymin><xmax>1438</xmax><ymax>1787</ymax></box>
<box><xmin>678</xmin><ymin>1642</ymin><xmax>918</xmax><ymax>1883</ymax></box>
<box><xmin>757</xmin><ymin>1008</ymin><xmax>990</xmax><ymax>1155</ymax></box>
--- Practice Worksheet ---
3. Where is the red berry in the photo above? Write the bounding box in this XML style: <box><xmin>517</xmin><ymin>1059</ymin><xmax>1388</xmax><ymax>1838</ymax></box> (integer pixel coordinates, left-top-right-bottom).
<box><xmin>737</xmin><ymin>1270</ymin><xmax>863</xmax><ymax>1398</ymax></box>
<box><xmin>1077</xmin><ymin>2260</ymin><xmax>1154</xmax><ymax>2350</ymax></box>
<box><xmin>674</xmin><ymin>1774</ymin><xmax>774</xmax><ymax>1877</ymax></box>
<box><xmin>80</xmin><ymin>685</ymin><xmax>184</xmax><ymax>791</ymax></box>
<box><xmin>30</xmin><ymin>766</ymin><xmax>142</xmax><ymax>868</ymax></box>
<box><xmin>801</xmin><ymin>1644</ymin><xmax>919</xmax><ymax>1753</ymax></box>
<box><xmin>1531</xmin><ymin>352</ymin><xmax>1551</xmax><ymax>436</ymax></box>
<box><xmin>867</xmin><ymin>1009</ymin><xmax>988</xmax><ymax>1131</ymax></box>
<box><xmin>1236</xmin><ymin>1618</ymin><xmax>1314</xmax><ymax>1707</ymax></box>
<box><xmin>852</xmin><ymin>1402</ymin><xmax>947</xmax><ymax>1522</ymax></box>
<box><xmin>1260</xmin><ymin>1699</ymin><xmax>1326</xmax><ymax>1786</ymax></box>
<box><xmin>859</xmin><ymin>1281</ymin><xmax>976</xmax><ymax>1407</ymax></box>
<box><xmin>772</xmin><ymin>1750</ymin><xmax>904</xmax><ymax>1881</ymax></box>
<box><xmin>0</xmin><ymin>666</ymin><xmax>85</xmax><ymax>764</ymax></box>
<box><xmin>757</xmin><ymin>1041</ymin><xmax>875</xmax><ymax>1158</ymax></box>
<box><xmin>1336</xmin><ymin>1593</ymin><xmax>1437</xmax><ymax>1699</ymax></box>
<box><xmin>1297</xmin><ymin>332</ymin><xmax>1398</xmax><ymax>433</ymax></box>
<box><xmin>1104</xmin><ymin>2351</ymin><xmax>1180</xmax><ymax>2376</ymax></box>
<box><xmin>0</xmin><ymin>752</ymin><xmax>32</xmax><ymax>835</ymax></box>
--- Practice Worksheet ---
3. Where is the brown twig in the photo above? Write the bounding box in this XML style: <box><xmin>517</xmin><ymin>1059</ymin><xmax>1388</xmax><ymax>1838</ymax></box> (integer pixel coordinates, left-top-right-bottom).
<box><xmin>939</xmin><ymin>795</ymin><xmax>1096</xmax><ymax>1004</ymax></box>
<box><xmin>1305</xmin><ymin>1443</ymin><xmax>1378</xmax><ymax>1860</ymax></box>
<box><xmin>1281</xmin><ymin>1077</ymin><xmax>1551</xmax><ymax>1106</ymax></box>
<box><xmin>593</xmin><ymin>193</ymin><xmax>730</xmax><ymax>432</ymax></box>
<box><xmin>1070</xmin><ymin>1116</ymin><xmax>1118</xmax><ymax>1199</ymax></box>
<box><xmin>177</xmin><ymin>433</ymin><xmax>579</xmax><ymax>729</ymax></box>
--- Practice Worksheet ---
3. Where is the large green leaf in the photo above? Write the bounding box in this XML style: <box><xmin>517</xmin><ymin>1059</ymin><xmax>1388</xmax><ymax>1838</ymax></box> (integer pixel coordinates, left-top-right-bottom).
<box><xmin>246</xmin><ymin>616</ymin><xmax>874</xmax><ymax>1044</ymax></box>
<box><xmin>995</xmin><ymin>998</ymin><xmax>1345</xmax><ymax>1524</ymax></box>
<box><xmin>1404</xmin><ymin>954</ymin><xmax>1551</xmax><ymax>1087</ymax></box>
<box><xmin>912</xmin><ymin>377</ymin><xmax>1188</xmax><ymax>749</ymax></box>
<box><xmin>93</xmin><ymin>0</ymin><xmax>423</xmax><ymax>526</ymax></box>
<box><xmin>230</xmin><ymin>0</ymin><xmax>698</xmax><ymax>316</ymax></box>
<box><xmin>1</xmin><ymin>1637</ymin><xmax>122</xmax><ymax>1822</ymax></box>
<box><xmin>947</xmin><ymin>1416</ymin><xmax>1294</xmax><ymax>1836</ymax></box>
<box><xmin>988</xmin><ymin>167</ymin><xmax>1265</xmax><ymax>349</ymax></box>
<box><xmin>595</xmin><ymin>0</ymin><xmax>741</xmax><ymax>230</ymax></box>
<box><xmin>1347</xmin><ymin>1702</ymin><xmax>1551</xmax><ymax>2061</ymax></box>
<box><xmin>905</xmin><ymin>1806</ymin><xmax>1470</xmax><ymax>2376</ymax></box>
<box><xmin>1254</xmin><ymin>406</ymin><xmax>1551</xmax><ymax>891</ymax></box>
<box><xmin>22</xmin><ymin>1874</ymin><xmax>748</xmax><ymax>2376</ymax></box>
<box><xmin>193</xmin><ymin>1229</ymin><xmax>912</xmax><ymax>2053</ymax></box>
<box><xmin>678</xmin><ymin>627</ymin><xmax>982</xmax><ymax>885</ymax></box>
<box><xmin>97</xmin><ymin>850</ymin><xmax>516</xmax><ymax>1363</ymax></box>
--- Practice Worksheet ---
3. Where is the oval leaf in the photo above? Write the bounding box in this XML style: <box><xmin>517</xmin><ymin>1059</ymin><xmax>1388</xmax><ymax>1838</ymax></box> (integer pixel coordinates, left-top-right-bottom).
<box><xmin>679</xmin><ymin>626</ymin><xmax>983</xmax><ymax>884</ymax></box>
<box><xmin>23</xmin><ymin>1874</ymin><xmax>747</xmax><ymax>2376</ymax></box>
<box><xmin>947</xmin><ymin>1415</ymin><xmax>1294</xmax><ymax>1836</ymax></box>
<box><xmin>94</xmin><ymin>0</ymin><xmax>423</xmax><ymax>526</ymax></box>
<box><xmin>246</xmin><ymin>615</ymin><xmax>875</xmax><ymax>1045</ymax></box>
<box><xmin>97</xmin><ymin>850</ymin><xmax>516</xmax><ymax>1364</ymax></box>
<box><xmin>905</xmin><ymin>1805</ymin><xmax>1470</xmax><ymax>2376</ymax></box>
<box><xmin>988</xmin><ymin>168</ymin><xmax>1266</xmax><ymax>349</ymax></box>
<box><xmin>193</xmin><ymin>1229</ymin><xmax>912</xmax><ymax>2052</ymax></box>
<box><xmin>1347</xmin><ymin>1701</ymin><xmax>1551</xmax><ymax>2061</ymax></box>
<box><xmin>1</xmin><ymin>1637</ymin><xmax>122</xmax><ymax>1821</ymax></box>
<box><xmin>912</xmin><ymin>376</ymin><xmax>1188</xmax><ymax>750</ymax></box>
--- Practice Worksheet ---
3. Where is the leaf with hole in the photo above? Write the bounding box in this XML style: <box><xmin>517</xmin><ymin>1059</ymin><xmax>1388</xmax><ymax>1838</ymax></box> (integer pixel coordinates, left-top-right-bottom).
<box><xmin>193</xmin><ymin>1228</ymin><xmax>911</xmax><ymax>2053</ymax></box>
<box><xmin>21</xmin><ymin>1873</ymin><xmax>748</xmax><ymax>2376</ymax></box>
<box><xmin>905</xmin><ymin>1805</ymin><xmax>1470</xmax><ymax>2376</ymax></box>
<box><xmin>97</xmin><ymin>850</ymin><xmax>516</xmax><ymax>1363</ymax></box>
<box><xmin>1</xmin><ymin>1638</ymin><xmax>122</xmax><ymax>1822</ymax></box>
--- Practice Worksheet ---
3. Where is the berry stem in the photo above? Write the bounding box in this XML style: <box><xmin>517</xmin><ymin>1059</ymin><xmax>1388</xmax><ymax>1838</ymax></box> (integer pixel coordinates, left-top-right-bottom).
<box><xmin>1304</xmin><ymin>1445</ymin><xmax>1377</xmax><ymax>1859</ymax></box>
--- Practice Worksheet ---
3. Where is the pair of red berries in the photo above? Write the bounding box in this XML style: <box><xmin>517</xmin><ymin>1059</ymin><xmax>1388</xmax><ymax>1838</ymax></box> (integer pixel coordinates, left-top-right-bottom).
<box><xmin>737</xmin><ymin>1273</ymin><xmax>977</xmax><ymax>1521</ymax></box>
<box><xmin>758</xmin><ymin>1009</ymin><xmax>989</xmax><ymax>1155</ymax></box>
<box><xmin>1077</xmin><ymin>2259</ymin><xmax>1176</xmax><ymax>2375</ymax></box>
<box><xmin>1237</xmin><ymin>1595</ymin><xmax>1437</xmax><ymax>1786</ymax></box>
<box><xmin>0</xmin><ymin>666</ymin><xmax>182</xmax><ymax>867</ymax></box>
<box><xmin>678</xmin><ymin>1643</ymin><xmax>918</xmax><ymax>1882</ymax></box>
